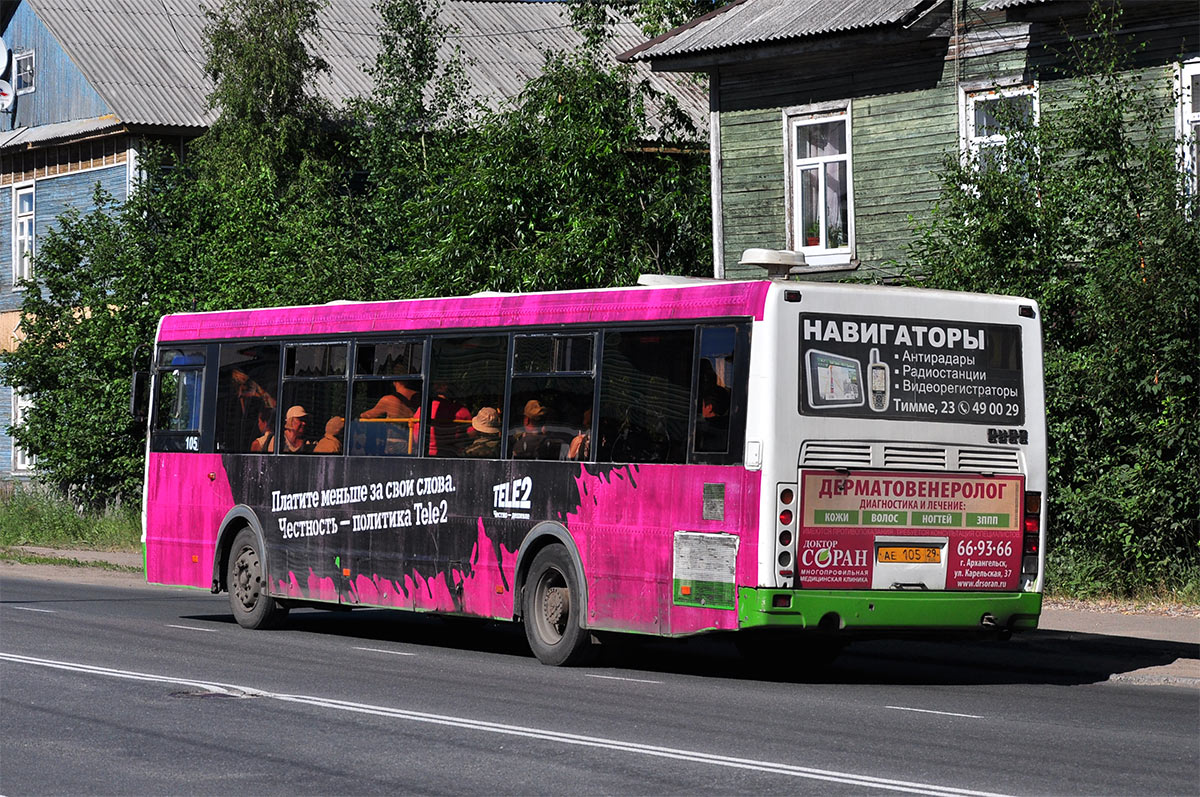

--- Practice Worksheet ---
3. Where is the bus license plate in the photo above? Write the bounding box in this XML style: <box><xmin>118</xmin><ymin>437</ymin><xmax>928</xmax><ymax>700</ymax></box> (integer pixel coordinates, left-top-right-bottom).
<box><xmin>877</xmin><ymin>546</ymin><xmax>941</xmax><ymax>564</ymax></box>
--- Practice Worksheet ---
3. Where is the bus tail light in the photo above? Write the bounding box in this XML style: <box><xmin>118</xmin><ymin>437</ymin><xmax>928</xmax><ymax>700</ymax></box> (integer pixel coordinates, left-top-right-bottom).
<box><xmin>777</xmin><ymin>484</ymin><xmax>798</xmax><ymax>585</ymax></box>
<box><xmin>1022</xmin><ymin>491</ymin><xmax>1042</xmax><ymax>577</ymax></box>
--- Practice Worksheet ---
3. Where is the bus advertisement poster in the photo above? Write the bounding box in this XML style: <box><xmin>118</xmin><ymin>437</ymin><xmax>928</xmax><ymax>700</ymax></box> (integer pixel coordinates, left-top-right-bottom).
<box><xmin>799</xmin><ymin>313</ymin><xmax>1025</xmax><ymax>425</ymax></box>
<box><xmin>797</xmin><ymin>471</ymin><xmax>1023</xmax><ymax>591</ymax></box>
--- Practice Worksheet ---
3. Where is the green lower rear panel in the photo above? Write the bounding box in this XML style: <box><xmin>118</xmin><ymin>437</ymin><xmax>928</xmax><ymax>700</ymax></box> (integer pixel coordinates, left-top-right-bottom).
<box><xmin>738</xmin><ymin>588</ymin><xmax>1042</xmax><ymax>631</ymax></box>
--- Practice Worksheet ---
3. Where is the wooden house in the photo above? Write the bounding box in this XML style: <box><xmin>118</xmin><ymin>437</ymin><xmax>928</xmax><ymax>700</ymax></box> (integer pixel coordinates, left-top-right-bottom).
<box><xmin>622</xmin><ymin>0</ymin><xmax>1198</xmax><ymax>279</ymax></box>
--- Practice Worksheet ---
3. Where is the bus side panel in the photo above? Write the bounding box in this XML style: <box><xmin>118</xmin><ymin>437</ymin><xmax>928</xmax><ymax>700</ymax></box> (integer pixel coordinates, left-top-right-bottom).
<box><xmin>145</xmin><ymin>452</ymin><xmax>234</xmax><ymax>589</ymax></box>
<box><xmin>569</xmin><ymin>464</ymin><xmax>761</xmax><ymax>636</ymax></box>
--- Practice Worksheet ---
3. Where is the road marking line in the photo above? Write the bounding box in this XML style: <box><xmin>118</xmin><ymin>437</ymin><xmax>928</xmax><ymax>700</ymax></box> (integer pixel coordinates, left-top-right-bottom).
<box><xmin>0</xmin><ymin>651</ymin><xmax>1011</xmax><ymax>797</ymax></box>
<box><xmin>11</xmin><ymin>607</ymin><xmax>56</xmax><ymax>613</ymax></box>
<box><xmin>887</xmin><ymin>706</ymin><xmax>985</xmax><ymax>719</ymax></box>
<box><xmin>585</xmin><ymin>674</ymin><xmax>662</xmax><ymax>684</ymax></box>
<box><xmin>353</xmin><ymin>646</ymin><xmax>416</xmax><ymax>656</ymax></box>
<box><xmin>166</xmin><ymin>624</ymin><xmax>218</xmax><ymax>633</ymax></box>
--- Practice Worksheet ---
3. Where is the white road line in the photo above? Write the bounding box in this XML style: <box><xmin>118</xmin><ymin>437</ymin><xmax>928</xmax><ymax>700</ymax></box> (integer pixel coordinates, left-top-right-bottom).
<box><xmin>166</xmin><ymin>624</ymin><xmax>218</xmax><ymax>633</ymax></box>
<box><xmin>886</xmin><ymin>706</ymin><xmax>985</xmax><ymax>719</ymax></box>
<box><xmin>353</xmin><ymin>646</ymin><xmax>416</xmax><ymax>656</ymax></box>
<box><xmin>11</xmin><ymin>606</ymin><xmax>56</xmax><ymax>613</ymax></box>
<box><xmin>585</xmin><ymin>674</ymin><xmax>662</xmax><ymax>684</ymax></box>
<box><xmin>0</xmin><ymin>651</ymin><xmax>1011</xmax><ymax>797</ymax></box>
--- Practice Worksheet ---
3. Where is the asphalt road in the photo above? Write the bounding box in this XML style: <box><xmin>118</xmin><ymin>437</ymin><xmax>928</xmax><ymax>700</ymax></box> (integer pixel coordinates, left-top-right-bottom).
<box><xmin>1</xmin><ymin>569</ymin><xmax>1196</xmax><ymax>796</ymax></box>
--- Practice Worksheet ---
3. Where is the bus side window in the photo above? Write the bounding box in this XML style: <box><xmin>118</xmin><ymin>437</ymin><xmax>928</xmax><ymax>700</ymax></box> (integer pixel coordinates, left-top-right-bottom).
<box><xmin>597</xmin><ymin>329</ymin><xmax>694</xmax><ymax>464</ymax></box>
<box><xmin>150</xmin><ymin>347</ymin><xmax>207</xmax><ymax>453</ymax></box>
<box><xmin>350</xmin><ymin>340</ymin><xmax>424</xmax><ymax>457</ymax></box>
<box><xmin>427</xmin><ymin>335</ymin><xmax>507</xmax><ymax>458</ymax></box>
<box><xmin>509</xmin><ymin>333</ymin><xmax>596</xmax><ymax>462</ymax></box>
<box><xmin>280</xmin><ymin>343</ymin><xmax>348</xmax><ymax>455</ymax></box>
<box><xmin>215</xmin><ymin>343</ymin><xmax>279</xmax><ymax>453</ymax></box>
<box><xmin>693</xmin><ymin>327</ymin><xmax>736</xmax><ymax>456</ymax></box>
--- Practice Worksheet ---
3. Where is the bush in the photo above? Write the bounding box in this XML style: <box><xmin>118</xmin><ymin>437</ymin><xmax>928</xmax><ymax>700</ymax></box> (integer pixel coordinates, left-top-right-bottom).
<box><xmin>0</xmin><ymin>485</ymin><xmax>141</xmax><ymax>550</ymax></box>
<box><xmin>906</xmin><ymin>5</ymin><xmax>1198</xmax><ymax>595</ymax></box>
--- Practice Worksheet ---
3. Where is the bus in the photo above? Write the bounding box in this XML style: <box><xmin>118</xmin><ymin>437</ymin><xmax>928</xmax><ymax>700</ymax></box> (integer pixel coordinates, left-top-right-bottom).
<box><xmin>140</xmin><ymin>272</ymin><xmax>1046</xmax><ymax>665</ymax></box>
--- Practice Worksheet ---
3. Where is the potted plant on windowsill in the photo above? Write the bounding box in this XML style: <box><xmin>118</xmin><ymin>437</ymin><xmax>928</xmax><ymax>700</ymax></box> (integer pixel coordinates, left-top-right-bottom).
<box><xmin>805</xmin><ymin>222</ymin><xmax>820</xmax><ymax>247</ymax></box>
<box><xmin>828</xmin><ymin>225</ymin><xmax>845</xmax><ymax>248</ymax></box>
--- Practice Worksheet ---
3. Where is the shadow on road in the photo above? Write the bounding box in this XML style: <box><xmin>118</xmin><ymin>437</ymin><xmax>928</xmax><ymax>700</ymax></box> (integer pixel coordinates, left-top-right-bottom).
<box><xmin>181</xmin><ymin>604</ymin><xmax>1196</xmax><ymax>687</ymax></box>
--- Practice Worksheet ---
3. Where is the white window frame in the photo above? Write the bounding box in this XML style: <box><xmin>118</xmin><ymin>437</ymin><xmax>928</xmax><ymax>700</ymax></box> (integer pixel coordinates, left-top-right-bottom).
<box><xmin>784</xmin><ymin>102</ymin><xmax>855</xmax><ymax>269</ymax></box>
<box><xmin>11</xmin><ymin>389</ymin><xmax>34</xmax><ymax>473</ymax></box>
<box><xmin>12</xmin><ymin>184</ymin><xmax>34</xmax><ymax>286</ymax></box>
<box><xmin>14</xmin><ymin>50</ymin><xmax>34</xmax><ymax>94</ymax></box>
<box><xmin>960</xmin><ymin>82</ymin><xmax>1040</xmax><ymax>171</ymax></box>
<box><xmin>1177</xmin><ymin>60</ymin><xmax>1199</xmax><ymax>195</ymax></box>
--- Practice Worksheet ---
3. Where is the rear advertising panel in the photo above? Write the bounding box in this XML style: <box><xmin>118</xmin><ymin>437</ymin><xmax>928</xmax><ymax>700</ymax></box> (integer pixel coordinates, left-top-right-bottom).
<box><xmin>798</xmin><ymin>471</ymin><xmax>1023</xmax><ymax>591</ymax></box>
<box><xmin>800</xmin><ymin>313</ymin><xmax>1025</xmax><ymax>425</ymax></box>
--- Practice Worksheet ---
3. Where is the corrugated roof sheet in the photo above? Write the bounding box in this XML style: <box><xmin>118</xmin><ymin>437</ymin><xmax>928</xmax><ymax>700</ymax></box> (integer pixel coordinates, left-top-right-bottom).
<box><xmin>25</xmin><ymin>0</ymin><xmax>705</xmax><ymax>132</ymax></box>
<box><xmin>978</xmin><ymin>0</ymin><xmax>1050</xmax><ymax>9</ymax></box>
<box><xmin>626</xmin><ymin>0</ymin><xmax>937</xmax><ymax>61</ymax></box>
<box><xmin>0</xmin><ymin>115</ymin><xmax>124</xmax><ymax>147</ymax></box>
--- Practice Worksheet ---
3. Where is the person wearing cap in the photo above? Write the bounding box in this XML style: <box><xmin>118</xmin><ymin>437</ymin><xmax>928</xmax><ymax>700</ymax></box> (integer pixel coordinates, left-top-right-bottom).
<box><xmin>280</xmin><ymin>405</ymin><xmax>315</xmax><ymax>454</ymax></box>
<box><xmin>511</xmin><ymin>399</ymin><xmax>558</xmax><ymax>460</ymax></box>
<box><xmin>464</xmin><ymin>407</ymin><xmax>501</xmax><ymax>458</ymax></box>
<box><xmin>313</xmin><ymin>415</ymin><xmax>345</xmax><ymax>454</ymax></box>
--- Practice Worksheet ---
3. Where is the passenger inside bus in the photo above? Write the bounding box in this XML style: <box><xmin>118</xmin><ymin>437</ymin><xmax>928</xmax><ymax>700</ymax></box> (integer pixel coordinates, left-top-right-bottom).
<box><xmin>250</xmin><ymin>407</ymin><xmax>274</xmax><ymax>453</ymax></box>
<box><xmin>694</xmin><ymin>386</ymin><xmax>731</xmax><ymax>453</ymax></box>
<box><xmin>313</xmin><ymin>416</ymin><xmax>345</xmax><ymax>454</ymax></box>
<box><xmin>358</xmin><ymin>380</ymin><xmax>419</xmax><ymax>455</ymax></box>
<box><xmin>421</xmin><ymin>383</ymin><xmax>472</xmax><ymax>456</ymax></box>
<box><xmin>463</xmin><ymin>407</ymin><xmax>501</xmax><ymax>458</ymax></box>
<box><xmin>279</xmin><ymin>405</ymin><xmax>315</xmax><ymax>454</ymax></box>
<box><xmin>511</xmin><ymin>399</ymin><xmax>560</xmax><ymax>460</ymax></box>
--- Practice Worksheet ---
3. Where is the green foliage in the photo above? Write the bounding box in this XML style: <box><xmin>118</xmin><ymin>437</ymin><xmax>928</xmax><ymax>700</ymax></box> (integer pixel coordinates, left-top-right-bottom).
<box><xmin>568</xmin><ymin>0</ymin><xmax>731</xmax><ymax>41</ymax></box>
<box><xmin>0</xmin><ymin>484</ymin><xmax>141</xmax><ymax>550</ymax></box>
<box><xmin>201</xmin><ymin>0</ymin><xmax>334</xmax><ymax>176</ymax></box>
<box><xmin>906</xmin><ymin>5</ymin><xmax>1199</xmax><ymax>594</ymax></box>
<box><xmin>372</xmin><ymin>50</ymin><xmax>712</xmax><ymax>297</ymax></box>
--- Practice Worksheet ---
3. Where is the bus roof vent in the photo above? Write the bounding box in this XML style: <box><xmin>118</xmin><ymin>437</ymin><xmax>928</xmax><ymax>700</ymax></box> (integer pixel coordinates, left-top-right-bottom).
<box><xmin>883</xmin><ymin>444</ymin><xmax>948</xmax><ymax>470</ymax></box>
<box><xmin>956</xmin><ymin>448</ymin><xmax>1021</xmax><ymax>473</ymax></box>
<box><xmin>801</xmin><ymin>441</ymin><xmax>873</xmax><ymax>467</ymax></box>
<box><xmin>739</xmin><ymin>248</ymin><xmax>806</xmax><ymax>280</ymax></box>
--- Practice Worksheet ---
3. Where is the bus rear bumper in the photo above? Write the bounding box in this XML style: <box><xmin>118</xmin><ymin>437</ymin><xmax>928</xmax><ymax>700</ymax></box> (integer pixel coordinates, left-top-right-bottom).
<box><xmin>738</xmin><ymin>588</ymin><xmax>1042</xmax><ymax>633</ymax></box>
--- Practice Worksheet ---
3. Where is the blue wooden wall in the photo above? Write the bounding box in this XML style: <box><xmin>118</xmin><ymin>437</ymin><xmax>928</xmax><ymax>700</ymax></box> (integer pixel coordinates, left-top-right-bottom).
<box><xmin>2</xmin><ymin>2</ymin><xmax>111</xmax><ymax>131</ymax></box>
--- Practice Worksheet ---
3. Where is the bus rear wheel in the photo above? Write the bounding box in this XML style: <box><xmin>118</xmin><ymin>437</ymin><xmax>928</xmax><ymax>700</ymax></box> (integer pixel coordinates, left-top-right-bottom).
<box><xmin>228</xmin><ymin>528</ymin><xmax>289</xmax><ymax>630</ymax></box>
<box><xmin>522</xmin><ymin>546</ymin><xmax>592</xmax><ymax>666</ymax></box>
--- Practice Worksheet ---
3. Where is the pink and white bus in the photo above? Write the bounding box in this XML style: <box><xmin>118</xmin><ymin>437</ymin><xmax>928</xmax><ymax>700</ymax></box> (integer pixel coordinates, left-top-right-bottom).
<box><xmin>141</xmin><ymin>275</ymin><xmax>1046</xmax><ymax>665</ymax></box>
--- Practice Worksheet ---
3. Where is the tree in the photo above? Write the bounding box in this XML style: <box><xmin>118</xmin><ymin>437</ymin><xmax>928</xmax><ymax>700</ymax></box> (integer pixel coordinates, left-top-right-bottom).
<box><xmin>905</xmin><ymin>5</ymin><xmax>1199</xmax><ymax>592</ymax></box>
<box><xmin>568</xmin><ymin>0</ymin><xmax>731</xmax><ymax>42</ymax></box>
<box><xmin>369</xmin><ymin>49</ymin><xmax>712</xmax><ymax>297</ymax></box>
<box><xmin>0</xmin><ymin>181</ymin><xmax>183</xmax><ymax>505</ymax></box>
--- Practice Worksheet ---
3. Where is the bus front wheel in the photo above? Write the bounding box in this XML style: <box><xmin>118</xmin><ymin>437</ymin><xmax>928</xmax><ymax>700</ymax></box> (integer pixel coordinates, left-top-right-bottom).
<box><xmin>522</xmin><ymin>546</ymin><xmax>592</xmax><ymax>666</ymax></box>
<box><xmin>228</xmin><ymin>528</ymin><xmax>289</xmax><ymax>630</ymax></box>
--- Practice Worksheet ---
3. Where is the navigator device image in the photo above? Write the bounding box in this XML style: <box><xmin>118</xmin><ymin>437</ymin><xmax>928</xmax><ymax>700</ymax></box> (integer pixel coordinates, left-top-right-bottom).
<box><xmin>868</xmin><ymin>347</ymin><xmax>890</xmax><ymax>412</ymax></box>
<box><xmin>805</xmin><ymin>349</ymin><xmax>864</xmax><ymax>409</ymax></box>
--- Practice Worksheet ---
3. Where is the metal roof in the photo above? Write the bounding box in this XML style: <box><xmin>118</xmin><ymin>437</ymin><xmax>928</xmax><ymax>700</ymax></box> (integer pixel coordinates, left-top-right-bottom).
<box><xmin>978</xmin><ymin>0</ymin><xmax>1050</xmax><ymax>9</ymax></box>
<box><xmin>24</xmin><ymin>0</ymin><xmax>705</xmax><ymax>132</ymax></box>
<box><xmin>624</xmin><ymin>0</ymin><xmax>941</xmax><ymax>62</ymax></box>
<box><xmin>0</xmin><ymin>114</ymin><xmax>124</xmax><ymax>148</ymax></box>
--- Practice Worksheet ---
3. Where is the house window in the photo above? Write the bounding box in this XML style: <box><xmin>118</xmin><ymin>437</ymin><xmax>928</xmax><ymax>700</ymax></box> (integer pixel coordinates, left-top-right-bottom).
<box><xmin>11</xmin><ymin>390</ymin><xmax>34</xmax><ymax>472</ymax></box>
<box><xmin>789</xmin><ymin>108</ymin><xmax>853</xmax><ymax>260</ymax></box>
<box><xmin>962</xmin><ymin>85</ymin><xmax>1038</xmax><ymax>171</ymax></box>
<box><xmin>1179</xmin><ymin>60</ymin><xmax>1199</xmax><ymax>193</ymax></box>
<box><xmin>13</xmin><ymin>186</ymin><xmax>34</xmax><ymax>284</ymax></box>
<box><xmin>14</xmin><ymin>51</ymin><xmax>34</xmax><ymax>94</ymax></box>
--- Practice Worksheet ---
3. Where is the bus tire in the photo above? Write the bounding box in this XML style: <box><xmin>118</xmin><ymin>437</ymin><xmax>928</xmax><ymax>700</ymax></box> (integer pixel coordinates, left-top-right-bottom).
<box><xmin>522</xmin><ymin>545</ymin><xmax>592</xmax><ymax>666</ymax></box>
<box><xmin>227</xmin><ymin>528</ymin><xmax>289</xmax><ymax>630</ymax></box>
